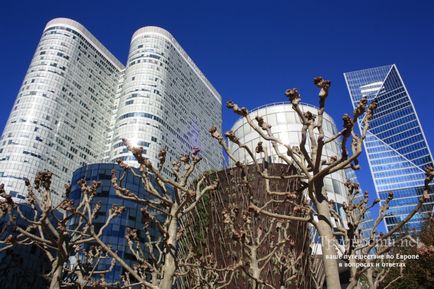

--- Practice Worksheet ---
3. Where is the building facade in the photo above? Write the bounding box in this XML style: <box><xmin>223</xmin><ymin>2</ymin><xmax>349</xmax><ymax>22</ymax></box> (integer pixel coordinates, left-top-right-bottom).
<box><xmin>344</xmin><ymin>64</ymin><xmax>434</xmax><ymax>232</ymax></box>
<box><xmin>0</xmin><ymin>18</ymin><xmax>222</xmax><ymax>205</ymax></box>
<box><xmin>0</xmin><ymin>19</ymin><xmax>124</xmax><ymax>204</ymax></box>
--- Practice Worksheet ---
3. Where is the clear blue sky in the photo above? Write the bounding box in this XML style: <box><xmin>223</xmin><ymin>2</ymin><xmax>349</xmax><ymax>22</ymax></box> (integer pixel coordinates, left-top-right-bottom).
<box><xmin>1</xmin><ymin>0</ymin><xmax>433</xmax><ymax>229</ymax></box>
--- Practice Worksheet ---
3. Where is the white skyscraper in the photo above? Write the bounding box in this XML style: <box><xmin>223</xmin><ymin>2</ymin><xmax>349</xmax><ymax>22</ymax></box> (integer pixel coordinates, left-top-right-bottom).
<box><xmin>0</xmin><ymin>18</ymin><xmax>222</xmax><ymax>204</ymax></box>
<box><xmin>110</xmin><ymin>26</ymin><xmax>222</xmax><ymax>175</ymax></box>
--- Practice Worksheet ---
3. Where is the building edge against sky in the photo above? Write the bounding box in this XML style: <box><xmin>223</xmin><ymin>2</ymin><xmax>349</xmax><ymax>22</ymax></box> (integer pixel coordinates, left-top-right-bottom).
<box><xmin>0</xmin><ymin>18</ymin><xmax>222</xmax><ymax>205</ymax></box>
<box><xmin>344</xmin><ymin>64</ymin><xmax>434</xmax><ymax>232</ymax></box>
<box><xmin>110</xmin><ymin>25</ymin><xmax>222</xmax><ymax>174</ymax></box>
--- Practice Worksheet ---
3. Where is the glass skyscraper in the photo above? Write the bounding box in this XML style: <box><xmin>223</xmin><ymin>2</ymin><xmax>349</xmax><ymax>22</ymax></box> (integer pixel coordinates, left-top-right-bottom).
<box><xmin>0</xmin><ymin>18</ymin><xmax>222</xmax><ymax>205</ymax></box>
<box><xmin>344</xmin><ymin>64</ymin><xmax>434</xmax><ymax>232</ymax></box>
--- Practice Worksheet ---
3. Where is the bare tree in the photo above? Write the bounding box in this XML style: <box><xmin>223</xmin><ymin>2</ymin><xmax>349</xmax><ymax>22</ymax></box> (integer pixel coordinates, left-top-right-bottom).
<box><xmin>338</xmin><ymin>166</ymin><xmax>433</xmax><ymax>289</ymax></box>
<box><xmin>0</xmin><ymin>171</ymin><xmax>120</xmax><ymax>289</ymax></box>
<box><xmin>0</xmin><ymin>145</ymin><xmax>232</xmax><ymax>289</ymax></box>
<box><xmin>209</xmin><ymin>77</ymin><xmax>431</xmax><ymax>288</ymax></box>
<box><xmin>101</xmin><ymin>142</ymin><xmax>220</xmax><ymax>289</ymax></box>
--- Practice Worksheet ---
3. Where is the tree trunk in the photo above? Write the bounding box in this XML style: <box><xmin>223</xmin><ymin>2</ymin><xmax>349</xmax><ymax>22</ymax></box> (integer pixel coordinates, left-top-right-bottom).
<box><xmin>346</xmin><ymin>259</ymin><xmax>360</xmax><ymax>289</ymax></box>
<box><xmin>49</xmin><ymin>259</ymin><xmax>63</xmax><ymax>289</ymax></box>
<box><xmin>366</xmin><ymin>268</ymin><xmax>375</xmax><ymax>289</ymax></box>
<box><xmin>316</xmin><ymin>200</ymin><xmax>342</xmax><ymax>289</ymax></box>
<box><xmin>159</xmin><ymin>206</ymin><xmax>179</xmax><ymax>289</ymax></box>
<box><xmin>250</xmin><ymin>245</ymin><xmax>261</xmax><ymax>289</ymax></box>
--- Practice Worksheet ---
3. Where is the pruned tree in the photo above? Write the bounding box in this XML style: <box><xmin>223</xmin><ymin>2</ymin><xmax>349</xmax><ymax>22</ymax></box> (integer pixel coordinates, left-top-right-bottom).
<box><xmin>102</xmin><ymin>142</ymin><xmax>220</xmax><ymax>289</ymax></box>
<box><xmin>209</xmin><ymin>76</ymin><xmax>431</xmax><ymax>288</ymax></box>
<box><xmin>0</xmin><ymin>145</ymin><xmax>234</xmax><ymax>289</ymax></box>
<box><xmin>377</xmin><ymin>216</ymin><xmax>434</xmax><ymax>289</ymax></box>
<box><xmin>1</xmin><ymin>76</ymin><xmax>431</xmax><ymax>289</ymax></box>
<box><xmin>338</xmin><ymin>166</ymin><xmax>434</xmax><ymax>289</ymax></box>
<box><xmin>0</xmin><ymin>171</ymin><xmax>120</xmax><ymax>289</ymax></box>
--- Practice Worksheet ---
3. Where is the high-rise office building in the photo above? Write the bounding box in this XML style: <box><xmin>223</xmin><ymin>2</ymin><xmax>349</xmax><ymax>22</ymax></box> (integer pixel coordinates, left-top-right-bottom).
<box><xmin>0</xmin><ymin>18</ymin><xmax>222</xmax><ymax>205</ymax></box>
<box><xmin>110</xmin><ymin>26</ymin><xmax>222</xmax><ymax>175</ymax></box>
<box><xmin>0</xmin><ymin>18</ymin><xmax>124</xmax><ymax>205</ymax></box>
<box><xmin>344</xmin><ymin>64</ymin><xmax>434</xmax><ymax>232</ymax></box>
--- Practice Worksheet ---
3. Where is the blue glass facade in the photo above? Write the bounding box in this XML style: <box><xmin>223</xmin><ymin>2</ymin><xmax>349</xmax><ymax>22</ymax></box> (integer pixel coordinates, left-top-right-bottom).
<box><xmin>70</xmin><ymin>163</ymin><xmax>162</xmax><ymax>283</ymax></box>
<box><xmin>344</xmin><ymin>64</ymin><xmax>434</xmax><ymax>232</ymax></box>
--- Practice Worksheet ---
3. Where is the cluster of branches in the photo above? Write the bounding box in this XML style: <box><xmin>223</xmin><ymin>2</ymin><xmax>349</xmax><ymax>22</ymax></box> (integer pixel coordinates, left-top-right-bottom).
<box><xmin>217</xmin><ymin>164</ymin><xmax>309</xmax><ymax>288</ymax></box>
<box><xmin>380</xmin><ymin>216</ymin><xmax>434</xmax><ymax>288</ymax></box>
<box><xmin>339</xmin><ymin>167</ymin><xmax>433</xmax><ymax>289</ymax></box>
<box><xmin>208</xmin><ymin>76</ymin><xmax>432</xmax><ymax>289</ymax></box>
<box><xmin>222</xmin><ymin>203</ymin><xmax>304</xmax><ymax>288</ymax></box>
<box><xmin>0</xmin><ymin>148</ymin><xmax>222</xmax><ymax>289</ymax></box>
<box><xmin>108</xmin><ymin>142</ymin><xmax>307</xmax><ymax>289</ymax></box>
<box><xmin>108</xmin><ymin>144</ymin><xmax>221</xmax><ymax>289</ymax></box>
<box><xmin>0</xmin><ymin>172</ymin><xmax>119</xmax><ymax>289</ymax></box>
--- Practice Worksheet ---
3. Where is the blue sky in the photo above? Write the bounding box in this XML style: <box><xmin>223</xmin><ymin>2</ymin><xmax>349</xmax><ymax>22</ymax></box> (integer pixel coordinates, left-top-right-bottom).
<box><xmin>1</xmin><ymin>0</ymin><xmax>433</xmax><ymax>229</ymax></box>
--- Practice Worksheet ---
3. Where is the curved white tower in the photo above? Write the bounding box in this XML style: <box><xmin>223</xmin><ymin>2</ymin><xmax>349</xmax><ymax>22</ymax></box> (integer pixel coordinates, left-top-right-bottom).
<box><xmin>0</xmin><ymin>19</ymin><xmax>223</xmax><ymax>204</ymax></box>
<box><xmin>110</xmin><ymin>27</ymin><xmax>222</xmax><ymax>174</ymax></box>
<box><xmin>0</xmin><ymin>18</ymin><xmax>124</xmax><ymax>204</ymax></box>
